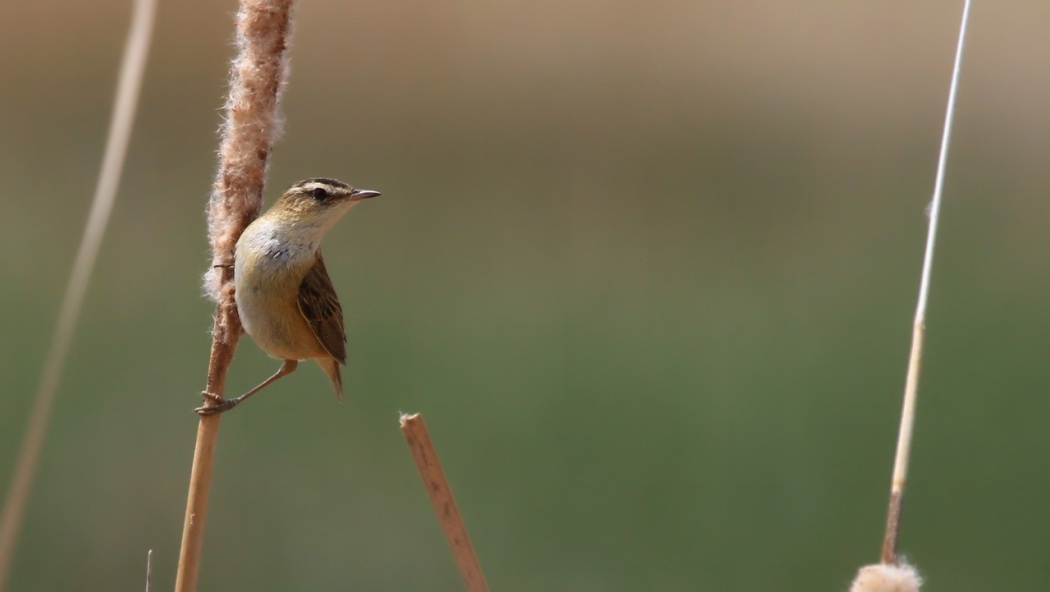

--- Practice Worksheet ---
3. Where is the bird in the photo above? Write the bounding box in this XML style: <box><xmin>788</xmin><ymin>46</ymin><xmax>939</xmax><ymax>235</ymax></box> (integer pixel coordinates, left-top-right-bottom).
<box><xmin>197</xmin><ymin>178</ymin><xmax>380</xmax><ymax>415</ymax></box>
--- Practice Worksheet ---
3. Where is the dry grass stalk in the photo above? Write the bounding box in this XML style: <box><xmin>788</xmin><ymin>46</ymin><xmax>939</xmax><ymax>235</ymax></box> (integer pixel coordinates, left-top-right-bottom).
<box><xmin>0</xmin><ymin>0</ymin><xmax>156</xmax><ymax>587</ymax></box>
<box><xmin>876</xmin><ymin>0</ymin><xmax>971</xmax><ymax>568</ymax></box>
<box><xmin>400</xmin><ymin>413</ymin><xmax>490</xmax><ymax>592</ymax></box>
<box><xmin>175</xmin><ymin>1</ymin><xmax>296</xmax><ymax>591</ymax></box>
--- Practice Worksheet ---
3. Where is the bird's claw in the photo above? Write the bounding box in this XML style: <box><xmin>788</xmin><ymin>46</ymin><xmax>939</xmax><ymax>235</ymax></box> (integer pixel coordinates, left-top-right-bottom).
<box><xmin>196</xmin><ymin>391</ymin><xmax>229</xmax><ymax>416</ymax></box>
<box><xmin>195</xmin><ymin>404</ymin><xmax>222</xmax><ymax>416</ymax></box>
<box><xmin>200</xmin><ymin>390</ymin><xmax>223</xmax><ymax>403</ymax></box>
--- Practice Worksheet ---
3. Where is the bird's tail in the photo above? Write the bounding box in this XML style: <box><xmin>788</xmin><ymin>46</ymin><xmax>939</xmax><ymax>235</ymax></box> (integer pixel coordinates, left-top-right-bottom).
<box><xmin>317</xmin><ymin>357</ymin><xmax>343</xmax><ymax>401</ymax></box>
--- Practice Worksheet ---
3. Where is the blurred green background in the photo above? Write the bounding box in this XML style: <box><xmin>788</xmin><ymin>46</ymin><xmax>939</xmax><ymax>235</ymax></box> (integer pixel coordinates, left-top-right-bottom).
<box><xmin>2</xmin><ymin>1</ymin><xmax>1049</xmax><ymax>590</ymax></box>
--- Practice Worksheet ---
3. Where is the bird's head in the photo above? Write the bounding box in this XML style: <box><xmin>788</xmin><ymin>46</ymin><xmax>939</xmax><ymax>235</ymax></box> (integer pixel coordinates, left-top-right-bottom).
<box><xmin>264</xmin><ymin>177</ymin><xmax>380</xmax><ymax>234</ymax></box>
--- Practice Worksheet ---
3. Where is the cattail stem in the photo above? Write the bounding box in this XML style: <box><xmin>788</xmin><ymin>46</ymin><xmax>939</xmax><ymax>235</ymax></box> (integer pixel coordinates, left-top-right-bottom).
<box><xmin>175</xmin><ymin>1</ymin><xmax>295</xmax><ymax>590</ymax></box>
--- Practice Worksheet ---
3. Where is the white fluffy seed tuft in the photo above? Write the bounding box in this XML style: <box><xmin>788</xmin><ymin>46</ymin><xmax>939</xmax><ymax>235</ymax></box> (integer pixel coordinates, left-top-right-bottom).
<box><xmin>849</xmin><ymin>563</ymin><xmax>922</xmax><ymax>592</ymax></box>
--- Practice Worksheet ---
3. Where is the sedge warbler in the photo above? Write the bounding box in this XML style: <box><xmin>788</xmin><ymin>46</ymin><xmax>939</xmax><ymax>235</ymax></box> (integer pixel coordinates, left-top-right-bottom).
<box><xmin>197</xmin><ymin>177</ymin><xmax>380</xmax><ymax>415</ymax></box>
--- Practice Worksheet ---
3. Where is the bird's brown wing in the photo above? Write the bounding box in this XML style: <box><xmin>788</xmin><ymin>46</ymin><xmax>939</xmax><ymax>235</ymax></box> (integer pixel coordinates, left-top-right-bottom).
<box><xmin>297</xmin><ymin>251</ymin><xmax>347</xmax><ymax>364</ymax></box>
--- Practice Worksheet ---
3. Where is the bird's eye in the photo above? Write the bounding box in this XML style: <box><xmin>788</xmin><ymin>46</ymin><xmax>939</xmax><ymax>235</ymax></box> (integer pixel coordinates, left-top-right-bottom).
<box><xmin>311</xmin><ymin>187</ymin><xmax>328</xmax><ymax>200</ymax></box>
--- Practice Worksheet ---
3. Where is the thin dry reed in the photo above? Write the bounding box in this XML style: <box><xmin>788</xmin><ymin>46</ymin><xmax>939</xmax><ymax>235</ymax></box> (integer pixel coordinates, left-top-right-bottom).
<box><xmin>0</xmin><ymin>0</ymin><xmax>156</xmax><ymax>587</ymax></box>
<box><xmin>175</xmin><ymin>1</ymin><xmax>296</xmax><ymax>591</ymax></box>
<box><xmin>877</xmin><ymin>0</ymin><xmax>971</xmax><ymax>568</ymax></box>
<box><xmin>851</xmin><ymin>1</ymin><xmax>971</xmax><ymax>589</ymax></box>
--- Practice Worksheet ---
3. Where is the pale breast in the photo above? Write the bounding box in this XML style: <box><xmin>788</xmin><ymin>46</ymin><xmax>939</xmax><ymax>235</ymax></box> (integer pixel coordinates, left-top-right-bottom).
<box><xmin>234</xmin><ymin>220</ymin><xmax>328</xmax><ymax>361</ymax></box>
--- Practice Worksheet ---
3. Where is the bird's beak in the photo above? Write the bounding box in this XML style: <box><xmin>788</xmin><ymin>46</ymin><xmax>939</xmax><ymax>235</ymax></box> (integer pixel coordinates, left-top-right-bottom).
<box><xmin>349</xmin><ymin>188</ymin><xmax>381</xmax><ymax>201</ymax></box>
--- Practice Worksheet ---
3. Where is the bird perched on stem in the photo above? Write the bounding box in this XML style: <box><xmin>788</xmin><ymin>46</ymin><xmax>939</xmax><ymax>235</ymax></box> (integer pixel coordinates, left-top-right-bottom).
<box><xmin>198</xmin><ymin>178</ymin><xmax>380</xmax><ymax>415</ymax></box>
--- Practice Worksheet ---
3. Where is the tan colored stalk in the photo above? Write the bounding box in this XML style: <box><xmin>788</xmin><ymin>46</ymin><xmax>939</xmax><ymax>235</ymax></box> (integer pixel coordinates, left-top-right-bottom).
<box><xmin>0</xmin><ymin>0</ymin><xmax>156</xmax><ymax>587</ymax></box>
<box><xmin>400</xmin><ymin>413</ymin><xmax>490</xmax><ymax>592</ymax></box>
<box><xmin>175</xmin><ymin>1</ymin><xmax>295</xmax><ymax>590</ymax></box>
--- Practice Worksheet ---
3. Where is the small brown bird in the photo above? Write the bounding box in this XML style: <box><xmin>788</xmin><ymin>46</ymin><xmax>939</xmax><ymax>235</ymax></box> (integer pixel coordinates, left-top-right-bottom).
<box><xmin>198</xmin><ymin>178</ymin><xmax>380</xmax><ymax>415</ymax></box>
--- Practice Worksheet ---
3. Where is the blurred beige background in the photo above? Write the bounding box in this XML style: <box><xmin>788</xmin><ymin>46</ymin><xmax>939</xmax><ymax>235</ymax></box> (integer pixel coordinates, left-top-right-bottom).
<box><xmin>2</xmin><ymin>2</ymin><xmax>1049</xmax><ymax>590</ymax></box>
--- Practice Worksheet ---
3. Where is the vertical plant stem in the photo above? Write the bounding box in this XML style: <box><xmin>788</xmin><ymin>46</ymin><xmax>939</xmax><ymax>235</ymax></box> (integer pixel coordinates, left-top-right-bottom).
<box><xmin>0</xmin><ymin>0</ymin><xmax>156</xmax><ymax>587</ymax></box>
<box><xmin>400</xmin><ymin>413</ymin><xmax>490</xmax><ymax>592</ymax></box>
<box><xmin>174</xmin><ymin>294</ymin><xmax>240</xmax><ymax>592</ymax></box>
<box><xmin>174</xmin><ymin>1</ymin><xmax>295</xmax><ymax>590</ymax></box>
<box><xmin>880</xmin><ymin>0</ymin><xmax>972</xmax><ymax>565</ymax></box>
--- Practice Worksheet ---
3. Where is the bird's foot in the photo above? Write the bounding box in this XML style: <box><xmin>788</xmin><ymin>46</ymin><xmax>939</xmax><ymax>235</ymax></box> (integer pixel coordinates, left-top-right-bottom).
<box><xmin>196</xmin><ymin>391</ymin><xmax>239</xmax><ymax>416</ymax></box>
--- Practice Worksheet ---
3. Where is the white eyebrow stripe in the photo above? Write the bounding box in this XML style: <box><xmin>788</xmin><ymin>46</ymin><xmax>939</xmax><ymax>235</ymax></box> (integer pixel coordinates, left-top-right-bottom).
<box><xmin>292</xmin><ymin>179</ymin><xmax>350</xmax><ymax>195</ymax></box>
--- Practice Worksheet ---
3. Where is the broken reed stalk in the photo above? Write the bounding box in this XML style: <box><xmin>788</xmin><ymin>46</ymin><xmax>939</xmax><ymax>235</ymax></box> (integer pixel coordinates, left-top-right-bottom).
<box><xmin>0</xmin><ymin>0</ymin><xmax>156</xmax><ymax>588</ymax></box>
<box><xmin>174</xmin><ymin>1</ymin><xmax>295</xmax><ymax>591</ymax></box>
<box><xmin>878</xmin><ymin>0</ymin><xmax>971</xmax><ymax>566</ymax></box>
<box><xmin>400</xmin><ymin>413</ymin><xmax>490</xmax><ymax>592</ymax></box>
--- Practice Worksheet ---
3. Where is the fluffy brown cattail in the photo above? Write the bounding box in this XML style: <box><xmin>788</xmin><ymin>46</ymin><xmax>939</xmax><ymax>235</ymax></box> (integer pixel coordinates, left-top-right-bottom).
<box><xmin>204</xmin><ymin>0</ymin><xmax>296</xmax><ymax>302</ymax></box>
